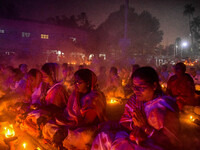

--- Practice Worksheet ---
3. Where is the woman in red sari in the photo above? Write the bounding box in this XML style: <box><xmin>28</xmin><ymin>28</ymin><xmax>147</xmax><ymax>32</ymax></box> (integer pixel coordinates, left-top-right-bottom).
<box><xmin>41</xmin><ymin>63</ymin><xmax>69</xmax><ymax>109</ymax></box>
<box><xmin>42</xmin><ymin>69</ymin><xmax>107</xmax><ymax>149</ymax></box>
<box><xmin>167</xmin><ymin>62</ymin><xmax>197</xmax><ymax>110</ymax></box>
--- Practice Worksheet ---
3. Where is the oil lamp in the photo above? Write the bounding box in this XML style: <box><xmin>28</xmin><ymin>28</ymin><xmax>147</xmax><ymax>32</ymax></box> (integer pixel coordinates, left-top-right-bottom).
<box><xmin>160</xmin><ymin>82</ymin><xmax>167</xmax><ymax>92</ymax></box>
<box><xmin>122</xmin><ymin>79</ymin><xmax>126</xmax><ymax>86</ymax></box>
<box><xmin>110</xmin><ymin>99</ymin><xmax>117</xmax><ymax>103</ymax></box>
<box><xmin>3</xmin><ymin>124</ymin><xmax>18</xmax><ymax>150</ymax></box>
<box><xmin>22</xmin><ymin>142</ymin><xmax>27</xmax><ymax>149</ymax></box>
<box><xmin>189</xmin><ymin>115</ymin><xmax>195</xmax><ymax>122</ymax></box>
<box><xmin>107</xmin><ymin>97</ymin><xmax>123</xmax><ymax>105</ymax></box>
<box><xmin>108</xmin><ymin>98</ymin><xmax>118</xmax><ymax>104</ymax></box>
<box><xmin>195</xmin><ymin>84</ymin><xmax>200</xmax><ymax>91</ymax></box>
<box><xmin>4</xmin><ymin>124</ymin><xmax>15</xmax><ymax>138</ymax></box>
<box><xmin>189</xmin><ymin>115</ymin><xmax>200</xmax><ymax>125</ymax></box>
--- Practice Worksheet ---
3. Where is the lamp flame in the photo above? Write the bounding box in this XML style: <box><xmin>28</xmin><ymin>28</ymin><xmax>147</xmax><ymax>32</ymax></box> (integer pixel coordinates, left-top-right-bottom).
<box><xmin>195</xmin><ymin>84</ymin><xmax>200</xmax><ymax>91</ymax></box>
<box><xmin>4</xmin><ymin>124</ymin><xmax>15</xmax><ymax>138</ymax></box>
<box><xmin>190</xmin><ymin>115</ymin><xmax>195</xmax><ymax>122</ymax></box>
<box><xmin>122</xmin><ymin>79</ymin><xmax>126</xmax><ymax>86</ymax></box>
<box><xmin>23</xmin><ymin>142</ymin><xmax>27</xmax><ymax>149</ymax></box>
<box><xmin>109</xmin><ymin>98</ymin><xmax>117</xmax><ymax>104</ymax></box>
<box><xmin>111</xmin><ymin>99</ymin><xmax>116</xmax><ymax>103</ymax></box>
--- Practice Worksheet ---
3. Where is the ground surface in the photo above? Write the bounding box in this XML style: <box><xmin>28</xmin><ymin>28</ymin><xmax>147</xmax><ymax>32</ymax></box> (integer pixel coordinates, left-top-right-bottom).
<box><xmin>0</xmin><ymin>98</ymin><xmax>200</xmax><ymax>150</ymax></box>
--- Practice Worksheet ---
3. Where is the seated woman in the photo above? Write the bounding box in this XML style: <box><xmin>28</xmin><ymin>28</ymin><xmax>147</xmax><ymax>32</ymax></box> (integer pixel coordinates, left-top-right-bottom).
<box><xmin>8</xmin><ymin>68</ymin><xmax>24</xmax><ymax>95</ymax></box>
<box><xmin>42</xmin><ymin>69</ymin><xmax>107</xmax><ymax>149</ymax></box>
<box><xmin>26</xmin><ymin>68</ymin><xmax>45</xmax><ymax>105</ymax></box>
<box><xmin>92</xmin><ymin>67</ymin><xmax>181</xmax><ymax>150</ymax></box>
<box><xmin>167</xmin><ymin>62</ymin><xmax>198</xmax><ymax>110</ymax></box>
<box><xmin>104</xmin><ymin>66</ymin><xmax>124</xmax><ymax>98</ymax></box>
<box><xmin>22</xmin><ymin>63</ymin><xmax>69</xmax><ymax>137</ymax></box>
<box><xmin>5</xmin><ymin>68</ymin><xmax>27</xmax><ymax>112</ymax></box>
<box><xmin>15</xmin><ymin>69</ymin><xmax>45</xmax><ymax>123</ymax></box>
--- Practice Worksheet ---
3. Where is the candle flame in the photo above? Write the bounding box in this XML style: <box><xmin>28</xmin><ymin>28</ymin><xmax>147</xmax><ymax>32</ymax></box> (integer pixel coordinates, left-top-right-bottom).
<box><xmin>23</xmin><ymin>143</ymin><xmax>27</xmax><ymax>149</ymax></box>
<box><xmin>195</xmin><ymin>84</ymin><xmax>200</xmax><ymax>91</ymax></box>
<box><xmin>184</xmin><ymin>60</ymin><xmax>196</xmax><ymax>66</ymax></box>
<box><xmin>190</xmin><ymin>115</ymin><xmax>195</xmax><ymax>122</ymax></box>
<box><xmin>110</xmin><ymin>98</ymin><xmax>117</xmax><ymax>103</ymax></box>
<box><xmin>122</xmin><ymin>79</ymin><xmax>126</xmax><ymax>86</ymax></box>
<box><xmin>4</xmin><ymin>124</ymin><xmax>15</xmax><ymax>138</ymax></box>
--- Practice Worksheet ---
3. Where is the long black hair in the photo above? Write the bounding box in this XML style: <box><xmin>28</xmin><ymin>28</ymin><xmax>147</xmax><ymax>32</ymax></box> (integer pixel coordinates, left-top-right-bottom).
<box><xmin>132</xmin><ymin>66</ymin><xmax>163</xmax><ymax>95</ymax></box>
<box><xmin>41</xmin><ymin>63</ymin><xmax>59</xmax><ymax>82</ymax></box>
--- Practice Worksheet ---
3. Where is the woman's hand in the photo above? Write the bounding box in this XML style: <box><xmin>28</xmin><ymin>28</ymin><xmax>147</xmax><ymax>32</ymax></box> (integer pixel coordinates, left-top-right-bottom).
<box><xmin>132</xmin><ymin>108</ymin><xmax>148</xmax><ymax>128</ymax></box>
<box><xmin>129</xmin><ymin>127</ymin><xmax>147</xmax><ymax>144</ymax></box>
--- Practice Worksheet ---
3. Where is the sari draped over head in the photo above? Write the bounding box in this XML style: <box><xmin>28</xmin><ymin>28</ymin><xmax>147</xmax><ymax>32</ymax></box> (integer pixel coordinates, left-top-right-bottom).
<box><xmin>66</xmin><ymin>70</ymin><xmax>106</xmax><ymax>125</ymax></box>
<box><xmin>61</xmin><ymin>70</ymin><xmax>107</xmax><ymax>149</ymax></box>
<box><xmin>42</xmin><ymin>69</ymin><xmax>106</xmax><ymax>149</ymax></box>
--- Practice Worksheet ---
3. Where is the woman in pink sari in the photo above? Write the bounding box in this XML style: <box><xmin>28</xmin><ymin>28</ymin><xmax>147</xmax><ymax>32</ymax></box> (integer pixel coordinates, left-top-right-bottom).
<box><xmin>92</xmin><ymin>67</ymin><xmax>181</xmax><ymax>150</ymax></box>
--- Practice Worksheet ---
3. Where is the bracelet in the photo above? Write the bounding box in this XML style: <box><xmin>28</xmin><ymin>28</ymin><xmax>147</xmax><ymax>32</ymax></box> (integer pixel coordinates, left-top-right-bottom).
<box><xmin>145</xmin><ymin>127</ymin><xmax>155</xmax><ymax>138</ymax></box>
<box><xmin>147</xmin><ymin>129</ymin><xmax>155</xmax><ymax>138</ymax></box>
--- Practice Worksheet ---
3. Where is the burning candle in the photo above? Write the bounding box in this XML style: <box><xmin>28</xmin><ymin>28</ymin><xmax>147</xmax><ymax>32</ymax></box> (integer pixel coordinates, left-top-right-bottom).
<box><xmin>4</xmin><ymin>124</ymin><xmax>15</xmax><ymax>138</ymax></box>
<box><xmin>160</xmin><ymin>83</ymin><xmax>167</xmax><ymax>89</ymax></box>
<box><xmin>195</xmin><ymin>84</ymin><xmax>200</xmax><ymax>91</ymax></box>
<box><xmin>3</xmin><ymin>124</ymin><xmax>17</xmax><ymax>150</ymax></box>
<box><xmin>190</xmin><ymin>115</ymin><xmax>195</xmax><ymax>122</ymax></box>
<box><xmin>110</xmin><ymin>98</ymin><xmax>117</xmax><ymax>104</ymax></box>
<box><xmin>107</xmin><ymin>97</ymin><xmax>123</xmax><ymax>105</ymax></box>
<box><xmin>122</xmin><ymin>79</ymin><xmax>126</xmax><ymax>86</ymax></box>
<box><xmin>22</xmin><ymin>142</ymin><xmax>27</xmax><ymax>149</ymax></box>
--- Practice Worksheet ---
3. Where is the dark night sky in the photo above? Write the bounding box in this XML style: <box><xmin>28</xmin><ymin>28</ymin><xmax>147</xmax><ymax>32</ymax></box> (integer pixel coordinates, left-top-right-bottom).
<box><xmin>9</xmin><ymin>0</ymin><xmax>200</xmax><ymax>45</ymax></box>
